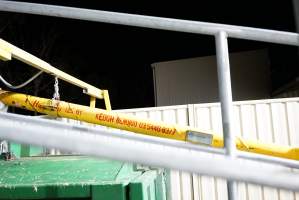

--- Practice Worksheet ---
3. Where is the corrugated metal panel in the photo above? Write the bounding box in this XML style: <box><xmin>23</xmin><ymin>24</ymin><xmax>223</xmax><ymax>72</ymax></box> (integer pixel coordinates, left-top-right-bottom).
<box><xmin>41</xmin><ymin>98</ymin><xmax>299</xmax><ymax>199</ymax></box>
<box><xmin>117</xmin><ymin>97</ymin><xmax>299</xmax><ymax>200</ymax></box>
<box><xmin>117</xmin><ymin>105</ymin><xmax>193</xmax><ymax>200</ymax></box>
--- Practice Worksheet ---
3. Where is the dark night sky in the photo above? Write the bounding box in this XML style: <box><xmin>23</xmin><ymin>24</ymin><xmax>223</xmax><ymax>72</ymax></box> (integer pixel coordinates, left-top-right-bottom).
<box><xmin>0</xmin><ymin>0</ymin><xmax>298</xmax><ymax>110</ymax></box>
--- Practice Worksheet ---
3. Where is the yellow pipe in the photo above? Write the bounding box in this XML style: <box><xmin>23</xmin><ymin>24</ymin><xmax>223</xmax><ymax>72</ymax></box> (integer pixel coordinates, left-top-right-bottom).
<box><xmin>0</xmin><ymin>89</ymin><xmax>298</xmax><ymax>161</ymax></box>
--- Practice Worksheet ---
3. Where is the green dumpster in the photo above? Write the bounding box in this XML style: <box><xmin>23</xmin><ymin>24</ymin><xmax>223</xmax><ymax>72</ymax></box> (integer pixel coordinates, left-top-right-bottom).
<box><xmin>9</xmin><ymin>143</ymin><xmax>44</xmax><ymax>158</ymax></box>
<box><xmin>0</xmin><ymin>156</ymin><xmax>166</xmax><ymax>200</ymax></box>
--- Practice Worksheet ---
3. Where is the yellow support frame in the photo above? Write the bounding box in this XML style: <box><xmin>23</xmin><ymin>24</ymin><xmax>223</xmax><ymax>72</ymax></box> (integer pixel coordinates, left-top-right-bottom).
<box><xmin>0</xmin><ymin>39</ymin><xmax>298</xmax><ymax>161</ymax></box>
<box><xmin>0</xmin><ymin>38</ymin><xmax>111</xmax><ymax>110</ymax></box>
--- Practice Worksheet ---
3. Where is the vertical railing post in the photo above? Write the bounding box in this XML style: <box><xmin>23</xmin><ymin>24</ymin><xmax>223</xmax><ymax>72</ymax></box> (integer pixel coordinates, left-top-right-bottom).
<box><xmin>215</xmin><ymin>31</ymin><xmax>237</xmax><ymax>200</ymax></box>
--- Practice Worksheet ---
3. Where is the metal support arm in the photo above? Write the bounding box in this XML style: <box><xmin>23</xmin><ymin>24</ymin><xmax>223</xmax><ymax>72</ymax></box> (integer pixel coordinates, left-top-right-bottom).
<box><xmin>0</xmin><ymin>38</ymin><xmax>112</xmax><ymax>110</ymax></box>
<box><xmin>0</xmin><ymin>38</ymin><xmax>104</xmax><ymax>99</ymax></box>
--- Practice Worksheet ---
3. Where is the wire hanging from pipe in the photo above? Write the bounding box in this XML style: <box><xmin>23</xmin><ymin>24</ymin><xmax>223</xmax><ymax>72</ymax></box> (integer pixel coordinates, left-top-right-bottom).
<box><xmin>0</xmin><ymin>71</ymin><xmax>43</xmax><ymax>89</ymax></box>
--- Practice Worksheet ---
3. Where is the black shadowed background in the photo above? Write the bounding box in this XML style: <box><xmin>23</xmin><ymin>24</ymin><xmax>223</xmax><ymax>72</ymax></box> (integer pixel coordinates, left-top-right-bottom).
<box><xmin>0</xmin><ymin>0</ymin><xmax>298</xmax><ymax>112</ymax></box>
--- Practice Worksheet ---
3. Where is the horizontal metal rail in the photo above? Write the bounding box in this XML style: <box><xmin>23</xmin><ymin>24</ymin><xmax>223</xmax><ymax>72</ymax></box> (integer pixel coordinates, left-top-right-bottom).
<box><xmin>0</xmin><ymin>111</ymin><xmax>298</xmax><ymax>191</ymax></box>
<box><xmin>33</xmin><ymin>117</ymin><xmax>299</xmax><ymax>170</ymax></box>
<box><xmin>238</xmin><ymin>151</ymin><xmax>299</xmax><ymax>169</ymax></box>
<box><xmin>33</xmin><ymin>117</ymin><xmax>225</xmax><ymax>155</ymax></box>
<box><xmin>0</xmin><ymin>1</ymin><xmax>298</xmax><ymax>46</ymax></box>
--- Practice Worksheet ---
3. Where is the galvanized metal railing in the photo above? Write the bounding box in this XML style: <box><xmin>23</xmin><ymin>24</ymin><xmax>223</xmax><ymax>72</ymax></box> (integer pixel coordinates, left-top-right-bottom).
<box><xmin>0</xmin><ymin>1</ymin><xmax>298</xmax><ymax>199</ymax></box>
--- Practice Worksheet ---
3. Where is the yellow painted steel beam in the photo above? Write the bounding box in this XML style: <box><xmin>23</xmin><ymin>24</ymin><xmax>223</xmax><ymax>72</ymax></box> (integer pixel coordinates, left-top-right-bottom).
<box><xmin>0</xmin><ymin>47</ymin><xmax>12</xmax><ymax>61</ymax></box>
<box><xmin>0</xmin><ymin>38</ymin><xmax>104</xmax><ymax>99</ymax></box>
<box><xmin>103</xmin><ymin>90</ymin><xmax>112</xmax><ymax>111</ymax></box>
<box><xmin>90</xmin><ymin>96</ymin><xmax>96</xmax><ymax>108</ymax></box>
<box><xmin>0</xmin><ymin>89</ymin><xmax>298</xmax><ymax>161</ymax></box>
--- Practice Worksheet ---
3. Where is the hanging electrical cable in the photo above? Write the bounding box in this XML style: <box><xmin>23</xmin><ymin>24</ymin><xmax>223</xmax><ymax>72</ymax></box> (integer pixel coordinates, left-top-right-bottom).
<box><xmin>0</xmin><ymin>70</ymin><xmax>43</xmax><ymax>89</ymax></box>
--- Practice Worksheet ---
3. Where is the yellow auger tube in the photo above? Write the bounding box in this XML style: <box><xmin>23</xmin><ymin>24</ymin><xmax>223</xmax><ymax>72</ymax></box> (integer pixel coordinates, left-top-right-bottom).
<box><xmin>0</xmin><ymin>89</ymin><xmax>298</xmax><ymax>161</ymax></box>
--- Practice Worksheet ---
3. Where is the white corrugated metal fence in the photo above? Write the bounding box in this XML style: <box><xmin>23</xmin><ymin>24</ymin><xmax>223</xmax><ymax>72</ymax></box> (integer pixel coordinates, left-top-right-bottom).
<box><xmin>117</xmin><ymin>97</ymin><xmax>299</xmax><ymax>200</ymax></box>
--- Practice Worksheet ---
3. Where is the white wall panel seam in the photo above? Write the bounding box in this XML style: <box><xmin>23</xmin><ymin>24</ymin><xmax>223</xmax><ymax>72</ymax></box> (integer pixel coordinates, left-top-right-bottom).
<box><xmin>254</xmin><ymin>105</ymin><xmax>260</xmax><ymax>141</ymax></box>
<box><xmin>213</xmin><ymin>177</ymin><xmax>219</xmax><ymax>200</ymax></box>
<box><xmin>260</xmin><ymin>187</ymin><xmax>265</xmax><ymax>200</ymax></box>
<box><xmin>285</xmin><ymin>103</ymin><xmax>292</xmax><ymax>146</ymax></box>
<box><xmin>269</xmin><ymin>104</ymin><xmax>276</xmax><ymax>143</ymax></box>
